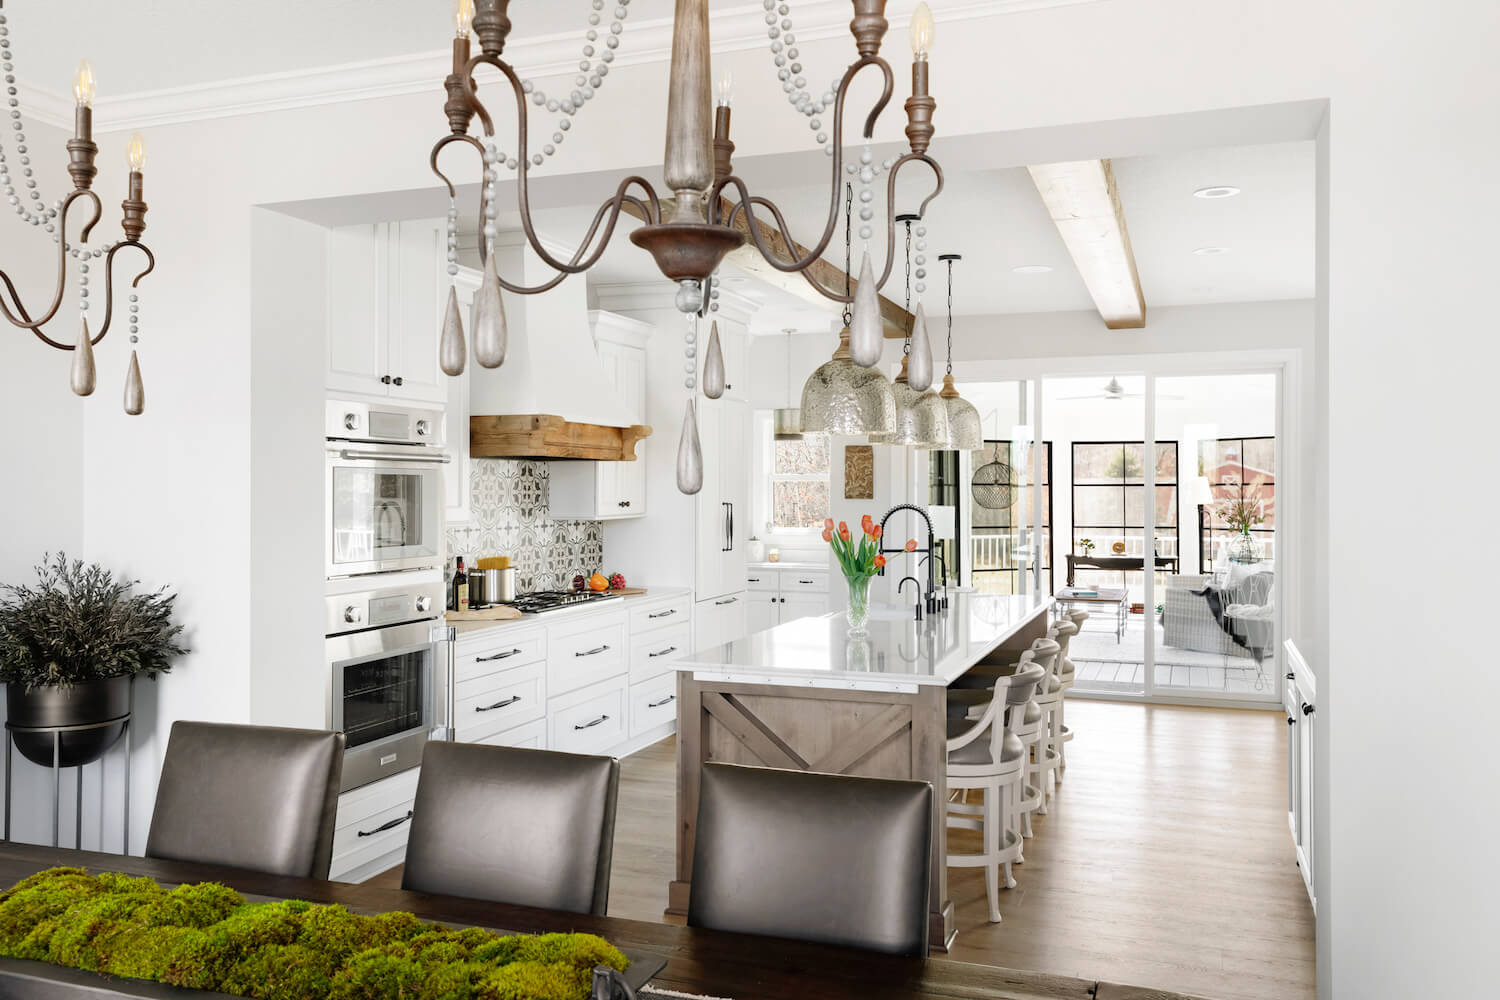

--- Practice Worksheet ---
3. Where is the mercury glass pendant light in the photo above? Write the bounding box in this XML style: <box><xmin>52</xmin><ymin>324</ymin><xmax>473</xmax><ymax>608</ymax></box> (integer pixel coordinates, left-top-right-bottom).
<box><xmin>773</xmin><ymin>328</ymin><xmax>816</xmax><ymax>440</ymax></box>
<box><xmin>876</xmin><ymin>355</ymin><xmax>950</xmax><ymax>447</ymax></box>
<box><xmin>937</xmin><ymin>254</ymin><xmax>982</xmax><ymax>450</ymax></box>
<box><xmin>799</xmin><ymin>184</ymin><xmax>896</xmax><ymax>436</ymax></box>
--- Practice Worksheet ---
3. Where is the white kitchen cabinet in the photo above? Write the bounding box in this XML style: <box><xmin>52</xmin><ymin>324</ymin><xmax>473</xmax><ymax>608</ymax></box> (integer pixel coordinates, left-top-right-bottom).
<box><xmin>1285</xmin><ymin>641</ymin><xmax>1317</xmax><ymax>911</ymax></box>
<box><xmin>547</xmin><ymin>312</ymin><xmax>652</xmax><ymax>520</ymax></box>
<box><xmin>443</xmin><ymin>266</ymin><xmax>481</xmax><ymax>523</ymax></box>
<box><xmin>745</xmin><ymin>593</ymin><xmax>779</xmax><ymax>634</ymax></box>
<box><xmin>326</xmin><ymin>219</ymin><xmax>448</xmax><ymax>405</ymax></box>
<box><xmin>329</xmin><ymin>767</ymin><xmax>421</xmax><ymax>883</ymax></box>
<box><xmin>695</xmin><ymin>591</ymin><xmax>748</xmax><ymax>651</ymax></box>
<box><xmin>693</xmin><ymin>399</ymin><xmax>750</xmax><ymax>601</ymax></box>
<box><xmin>716</xmin><ymin>322</ymin><xmax>748</xmax><ymax>402</ymax></box>
<box><xmin>741</xmin><ymin>567</ymin><xmax>832</xmax><ymax>632</ymax></box>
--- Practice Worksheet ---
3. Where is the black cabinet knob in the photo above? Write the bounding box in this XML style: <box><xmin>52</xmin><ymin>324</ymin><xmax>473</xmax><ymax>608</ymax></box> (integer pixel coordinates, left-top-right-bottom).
<box><xmin>380</xmin><ymin>375</ymin><xmax>392</xmax><ymax>385</ymax></box>
<box><xmin>392</xmin><ymin>376</ymin><xmax>404</xmax><ymax>386</ymax></box>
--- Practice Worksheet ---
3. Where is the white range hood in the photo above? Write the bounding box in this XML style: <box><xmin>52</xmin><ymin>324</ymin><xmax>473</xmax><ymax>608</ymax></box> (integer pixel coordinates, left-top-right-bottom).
<box><xmin>468</xmin><ymin>232</ymin><xmax>630</xmax><ymax>429</ymax></box>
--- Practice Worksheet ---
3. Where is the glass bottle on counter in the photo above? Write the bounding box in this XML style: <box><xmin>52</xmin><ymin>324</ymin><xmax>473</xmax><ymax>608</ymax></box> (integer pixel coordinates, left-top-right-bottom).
<box><xmin>453</xmin><ymin>557</ymin><xmax>469</xmax><ymax>612</ymax></box>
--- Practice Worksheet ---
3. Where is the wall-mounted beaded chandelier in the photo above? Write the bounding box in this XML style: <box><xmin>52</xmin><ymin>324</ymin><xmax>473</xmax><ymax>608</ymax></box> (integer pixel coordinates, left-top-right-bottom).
<box><xmin>429</xmin><ymin>0</ymin><xmax>946</xmax><ymax>493</ymax></box>
<box><xmin>0</xmin><ymin>2</ymin><xmax>156</xmax><ymax>415</ymax></box>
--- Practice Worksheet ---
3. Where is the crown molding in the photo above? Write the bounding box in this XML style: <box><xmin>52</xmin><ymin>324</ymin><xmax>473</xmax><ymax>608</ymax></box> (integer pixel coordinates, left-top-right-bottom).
<box><xmin>14</xmin><ymin>0</ymin><xmax>1106</xmax><ymax>132</ymax></box>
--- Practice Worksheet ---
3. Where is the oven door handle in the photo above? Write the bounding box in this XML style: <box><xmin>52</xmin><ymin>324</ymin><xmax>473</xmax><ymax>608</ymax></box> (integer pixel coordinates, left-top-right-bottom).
<box><xmin>337</xmin><ymin>449</ymin><xmax>451</xmax><ymax>464</ymax></box>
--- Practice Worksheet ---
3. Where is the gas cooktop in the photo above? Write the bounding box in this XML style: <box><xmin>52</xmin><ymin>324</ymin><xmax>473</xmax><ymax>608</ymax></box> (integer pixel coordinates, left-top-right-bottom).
<box><xmin>507</xmin><ymin>590</ymin><xmax>623</xmax><ymax>614</ymax></box>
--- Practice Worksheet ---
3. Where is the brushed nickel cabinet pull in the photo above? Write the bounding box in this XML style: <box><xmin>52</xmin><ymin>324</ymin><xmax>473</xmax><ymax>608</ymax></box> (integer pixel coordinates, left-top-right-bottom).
<box><xmin>476</xmin><ymin>695</ymin><xmax>521</xmax><ymax>712</ymax></box>
<box><xmin>575</xmin><ymin>644</ymin><xmax>611</xmax><ymax>657</ymax></box>
<box><xmin>647</xmin><ymin>695</ymin><xmax>676</xmax><ymax>708</ymax></box>
<box><xmin>574</xmin><ymin>714</ymin><xmax>609</xmax><ymax>730</ymax></box>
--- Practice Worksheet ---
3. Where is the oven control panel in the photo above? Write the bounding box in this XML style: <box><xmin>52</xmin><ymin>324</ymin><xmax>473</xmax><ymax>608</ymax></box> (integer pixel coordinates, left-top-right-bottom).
<box><xmin>325</xmin><ymin>580</ymin><xmax>447</xmax><ymax>637</ymax></box>
<box><xmin>326</xmin><ymin>399</ymin><xmax>444</xmax><ymax>447</ymax></box>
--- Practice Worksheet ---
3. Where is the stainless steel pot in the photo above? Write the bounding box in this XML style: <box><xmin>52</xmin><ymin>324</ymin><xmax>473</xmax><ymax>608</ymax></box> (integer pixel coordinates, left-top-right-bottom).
<box><xmin>481</xmin><ymin>567</ymin><xmax>516</xmax><ymax>604</ymax></box>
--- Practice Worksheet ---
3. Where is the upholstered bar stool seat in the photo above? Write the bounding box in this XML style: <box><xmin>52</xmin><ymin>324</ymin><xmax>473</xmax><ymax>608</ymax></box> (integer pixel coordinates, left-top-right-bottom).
<box><xmin>145</xmin><ymin>721</ymin><xmax>345</xmax><ymax>880</ymax></box>
<box><xmin>402</xmin><ymin>741</ymin><xmax>620</xmax><ymax>916</ymax></box>
<box><xmin>689</xmin><ymin>763</ymin><xmax>932</xmax><ymax>956</ymax></box>
<box><xmin>946</xmin><ymin>719</ymin><xmax>1026</xmax><ymax>766</ymax></box>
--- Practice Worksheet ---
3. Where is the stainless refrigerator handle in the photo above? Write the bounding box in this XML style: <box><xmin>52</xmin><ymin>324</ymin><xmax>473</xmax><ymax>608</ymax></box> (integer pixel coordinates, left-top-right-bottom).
<box><xmin>431</xmin><ymin>624</ymin><xmax>457</xmax><ymax>742</ymax></box>
<box><xmin>338</xmin><ymin>449</ymin><xmax>451</xmax><ymax>464</ymax></box>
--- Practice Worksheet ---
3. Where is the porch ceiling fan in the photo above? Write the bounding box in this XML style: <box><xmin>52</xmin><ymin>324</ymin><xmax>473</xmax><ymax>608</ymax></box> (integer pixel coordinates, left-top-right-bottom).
<box><xmin>1057</xmin><ymin>377</ymin><xmax>1182</xmax><ymax>401</ymax></box>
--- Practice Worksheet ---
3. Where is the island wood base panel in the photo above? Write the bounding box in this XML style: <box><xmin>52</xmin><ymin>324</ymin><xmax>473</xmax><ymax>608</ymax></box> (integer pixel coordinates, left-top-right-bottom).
<box><xmin>669</xmin><ymin>676</ymin><xmax>958</xmax><ymax>948</ymax></box>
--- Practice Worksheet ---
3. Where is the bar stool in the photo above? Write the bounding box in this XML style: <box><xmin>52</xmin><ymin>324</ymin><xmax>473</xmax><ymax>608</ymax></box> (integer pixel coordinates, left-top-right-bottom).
<box><xmin>948</xmin><ymin>637</ymin><xmax>1060</xmax><ymax>836</ymax></box>
<box><xmin>1031</xmin><ymin>628</ymin><xmax>1071</xmax><ymax>810</ymax></box>
<box><xmin>1055</xmin><ymin>611</ymin><xmax>1087</xmax><ymax>774</ymax></box>
<box><xmin>945</xmin><ymin>661</ymin><xmax>1045</xmax><ymax>922</ymax></box>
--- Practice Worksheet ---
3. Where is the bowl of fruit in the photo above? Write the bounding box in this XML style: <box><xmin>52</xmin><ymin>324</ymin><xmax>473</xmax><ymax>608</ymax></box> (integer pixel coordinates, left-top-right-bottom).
<box><xmin>573</xmin><ymin>572</ymin><xmax>629</xmax><ymax>593</ymax></box>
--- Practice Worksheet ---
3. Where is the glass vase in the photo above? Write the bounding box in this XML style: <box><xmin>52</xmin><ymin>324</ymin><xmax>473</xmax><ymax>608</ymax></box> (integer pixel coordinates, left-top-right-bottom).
<box><xmin>845</xmin><ymin>574</ymin><xmax>872</xmax><ymax>637</ymax></box>
<box><xmin>1226</xmin><ymin>530</ymin><xmax>1262</xmax><ymax>564</ymax></box>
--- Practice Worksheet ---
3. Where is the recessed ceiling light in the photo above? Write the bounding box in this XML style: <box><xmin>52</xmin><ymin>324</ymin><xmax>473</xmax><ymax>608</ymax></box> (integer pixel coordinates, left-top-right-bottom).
<box><xmin>1191</xmin><ymin>246</ymin><xmax>1232</xmax><ymax>256</ymax></box>
<box><xmin>1012</xmin><ymin>264</ymin><xmax>1053</xmax><ymax>274</ymax></box>
<box><xmin>1193</xmin><ymin>185</ymin><xmax>1241</xmax><ymax>199</ymax></box>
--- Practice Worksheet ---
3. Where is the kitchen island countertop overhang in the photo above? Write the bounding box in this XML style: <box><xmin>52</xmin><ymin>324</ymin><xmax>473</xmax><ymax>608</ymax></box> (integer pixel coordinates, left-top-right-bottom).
<box><xmin>673</xmin><ymin>592</ymin><xmax>1054</xmax><ymax>691</ymax></box>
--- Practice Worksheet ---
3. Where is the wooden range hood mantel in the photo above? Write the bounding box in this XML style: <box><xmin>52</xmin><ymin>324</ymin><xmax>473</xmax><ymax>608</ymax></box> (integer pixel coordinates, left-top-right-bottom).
<box><xmin>470</xmin><ymin>413</ymin><xmax>652</xmax><ymax>461</ymax></box>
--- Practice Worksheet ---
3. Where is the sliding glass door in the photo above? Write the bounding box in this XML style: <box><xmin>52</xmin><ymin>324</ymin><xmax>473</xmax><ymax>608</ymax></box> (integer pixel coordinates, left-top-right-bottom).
<box><xmin>958</xmin><ymin>368</ymin><xmax>1284</xmax><ymax>706</ymax></box>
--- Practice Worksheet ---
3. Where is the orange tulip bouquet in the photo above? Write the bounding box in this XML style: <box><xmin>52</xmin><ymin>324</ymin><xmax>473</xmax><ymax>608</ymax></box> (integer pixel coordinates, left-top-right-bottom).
<box><xmin>822</xmin><ymin>515</ymin><xmax>913</xmax><ymax>636</ymax></box>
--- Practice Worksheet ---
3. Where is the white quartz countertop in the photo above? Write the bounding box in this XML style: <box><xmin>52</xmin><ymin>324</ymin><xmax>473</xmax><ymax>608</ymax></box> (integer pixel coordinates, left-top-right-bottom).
<box><xmin>450</xmin><ymin>586</ymin><xmax>693</xmax><ymax>639</ymax></box>
<box><xmin>676</xmin><ymin>592</ymin><xmax>1052</xmax><ymax>690</ymax></box>
<box><xmin>746</xmin><ymin>560</ymin><xmax>828</xmax><ymax>571</ymax></box>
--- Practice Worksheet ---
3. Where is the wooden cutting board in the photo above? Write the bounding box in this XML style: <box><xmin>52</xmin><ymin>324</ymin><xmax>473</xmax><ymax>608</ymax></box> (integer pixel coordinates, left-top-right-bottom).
<box><xmin>445</xmin><ymin>605</ymin><xmax>523</xmax><ymax>622</ymax></box>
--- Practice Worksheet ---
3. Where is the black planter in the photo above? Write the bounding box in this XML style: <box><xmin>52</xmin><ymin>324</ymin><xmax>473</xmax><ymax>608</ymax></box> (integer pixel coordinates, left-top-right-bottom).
<box><xmin>6</xmin><ymin>676</ymin><xmax>131</xmax><ymax>768</ymax></box>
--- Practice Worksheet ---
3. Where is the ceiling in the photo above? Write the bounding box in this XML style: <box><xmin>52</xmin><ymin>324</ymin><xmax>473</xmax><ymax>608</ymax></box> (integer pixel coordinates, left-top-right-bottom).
<box><xmin>10</xmin><ymin>1</ymin><xmax>1312</xmax><ymax>327</ymax></box>
<box><xmin>5</xmin><ymin>1</ymin><xmax>680</xmax><ymax>94</ymax></box>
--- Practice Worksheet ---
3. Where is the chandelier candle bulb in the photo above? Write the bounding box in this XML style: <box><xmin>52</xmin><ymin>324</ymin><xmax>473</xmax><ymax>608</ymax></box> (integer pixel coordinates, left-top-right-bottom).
<box><xmin>907</xmin><ymin>302</ymin><xmax>933</xmax><ymax>392</ymax></box>
<box><xmin>849</xmin><ymin>252</ymin><xmax>883</xmax><ymax>367</ymax></box>
<box><xmin>910</xmin><ymin>2</ymin><xmax>935</xmax><ymax>57</ymax></box>
<box><xmin>702</xmin><ymin>321</ymin><xmax>726</xmax><ymax>399</ymax></box>
<box><xmin>454</xmin><ymin>0</ymin><xmax>476</xmax><ymax>36</ymax></box>
<box><xmin>472</xmin><ymin>251</ymin><xmax>507</xmax><ymax>368</ymax></box>
<box><xmin>677</xmin><ymin>398</ymin><xmax>705</xmax><ymax>495</ymax></box>
<box><xmin>123</xmin><ymin>349</ymin><xmax>145</xmax><ymax>416</ymax></box>
<box><xmin>70</xmin><ymin>318</ymin><xmax>96</xmax><ymax>397</ymax></box>
<box><xmin>439</xmin><ymin>284</ymin><xmax>467</xmax><ymax>376</ymax></box>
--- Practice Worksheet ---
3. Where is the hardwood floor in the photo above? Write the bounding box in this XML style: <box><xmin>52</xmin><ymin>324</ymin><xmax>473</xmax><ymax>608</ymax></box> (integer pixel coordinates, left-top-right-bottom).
<box><xmin>369</xmin><ymin>701</ymin><xmax>1315</xmax><ymax>1000</ymax></box>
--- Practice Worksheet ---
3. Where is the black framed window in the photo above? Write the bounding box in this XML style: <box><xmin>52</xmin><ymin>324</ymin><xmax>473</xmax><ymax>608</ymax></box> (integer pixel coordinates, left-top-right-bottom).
<box><xmin>969</xmin><ymin>440</ymin><xmax>1052</xmax><ymax>595</ymax></box>
<box><xmin>1070</xmin><ymin>441</ymin><xmax>1178</xmax><ymax>586</ymax></box>
<box><xmin>1196</xmin><ymin>436</ymin><xmax>1276</xmax><ymax>566</ymax></box>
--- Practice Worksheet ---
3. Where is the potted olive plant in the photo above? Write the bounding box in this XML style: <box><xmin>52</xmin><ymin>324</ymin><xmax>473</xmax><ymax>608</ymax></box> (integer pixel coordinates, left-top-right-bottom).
<box><xmin>0</xmin><ymin>554</ymin><xmax>187</xmax><ymax>767</ymax></box>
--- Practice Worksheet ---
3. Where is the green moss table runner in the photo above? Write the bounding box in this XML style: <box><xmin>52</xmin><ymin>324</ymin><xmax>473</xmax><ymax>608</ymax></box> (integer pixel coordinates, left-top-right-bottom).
<box><xmin>0</xmin><ymin>867</ymin><xmax>659</xmax><ymax>1000</ymax></box>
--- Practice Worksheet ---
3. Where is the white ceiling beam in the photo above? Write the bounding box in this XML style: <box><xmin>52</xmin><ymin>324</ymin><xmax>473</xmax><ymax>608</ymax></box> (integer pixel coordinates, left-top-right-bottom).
<box><xmin>1027</xmin><ymin>158</ymin><xmax>1147</xmax><ymax>329</ymax></box>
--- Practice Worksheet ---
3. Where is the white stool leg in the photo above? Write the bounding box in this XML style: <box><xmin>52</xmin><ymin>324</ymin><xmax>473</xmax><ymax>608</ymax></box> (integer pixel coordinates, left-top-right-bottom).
<box><xmin>1002</xmin><ymin>779</ymin><xmax>1018</xmax><ymax>889</ymax></box>
<box><xmin>983</xmin><ymin>785</ymin><xmax>1001</xmax><ymax>922</ymax></box>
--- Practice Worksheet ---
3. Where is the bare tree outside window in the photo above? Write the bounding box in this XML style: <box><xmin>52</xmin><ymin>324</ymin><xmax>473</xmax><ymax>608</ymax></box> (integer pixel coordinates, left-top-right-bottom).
<box><xmin>771</xmin><ymin>436</ymin><xmax>830</xmax><ymax>529</ymax></box>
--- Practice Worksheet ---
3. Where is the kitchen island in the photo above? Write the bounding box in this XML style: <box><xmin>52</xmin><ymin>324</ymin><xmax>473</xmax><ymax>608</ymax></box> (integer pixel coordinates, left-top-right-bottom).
<box><xmin>667</xmin><ymin>592</ymin><xmax>1052</xmax><ymax>952</ymax></box>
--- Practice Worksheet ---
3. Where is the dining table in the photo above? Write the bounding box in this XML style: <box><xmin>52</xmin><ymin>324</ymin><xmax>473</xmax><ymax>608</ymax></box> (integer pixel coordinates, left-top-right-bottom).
<box><xmin>0</xmin><ymin>843</ymin><xmax>1201</xmax><ymax>1000</ymax></box>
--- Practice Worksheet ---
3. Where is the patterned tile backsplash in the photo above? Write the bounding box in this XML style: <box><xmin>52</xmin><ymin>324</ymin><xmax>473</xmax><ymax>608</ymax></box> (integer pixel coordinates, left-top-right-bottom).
<box><xmin>444</xmin><ymin>459</ymin><xmax>604</xmax><ymax>592</ymax></box>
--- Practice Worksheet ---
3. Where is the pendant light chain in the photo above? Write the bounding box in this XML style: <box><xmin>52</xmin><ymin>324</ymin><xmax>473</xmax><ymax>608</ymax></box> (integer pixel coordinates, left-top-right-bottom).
<box><xmin>841</xmin><ymin>182</ymin><xmax>853</xmax><ymax>327</ymax></box>
<box><xmin>945</xmin><ymin>255</ymin><xmax>955</xmax><ymax>375</ymax></box>
<box><xmin>902</xmin><ymin>218</ymin><xmax>913</xmax><ymax>357</ymax></box>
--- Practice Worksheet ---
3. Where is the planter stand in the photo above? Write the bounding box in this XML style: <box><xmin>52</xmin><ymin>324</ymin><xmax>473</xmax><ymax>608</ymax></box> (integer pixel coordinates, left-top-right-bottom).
<box><xmin>3</xmin><ymin>683</ymin><xmax>132</xmax><ymax>853</ymax></box>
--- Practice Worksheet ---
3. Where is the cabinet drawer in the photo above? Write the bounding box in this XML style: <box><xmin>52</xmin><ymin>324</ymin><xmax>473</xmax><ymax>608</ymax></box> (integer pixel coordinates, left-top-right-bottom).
<box><xmin>780</xmin><ymin>570</ymin><xmax>830</xmax><ymax>594</ymax></box>
<box><xmin>630</xmin><ymin>623</ymin><xmax>691</xmax><ymax>684</ymax></box>
<box><xmin>455</xmin><ymin>629</ymin><xmax>546</xmax><ymax>685</ymax></box>
<box><xmin>743</xmin><ymin>572</ymin><xmax>778</xmax><ymax>592</ymax></box>
<box><xmin>547</xmin><ymin>615</ymin><xmax>628</xmax><ymax>698</ymax></box>
<box><xmin>476</xmin><ymin>716</ymin><xmax>547</xmax><ymax>751</ymax></box>
<box><xmin>630</xmin><ymin>674</ymin><xmax>679</xmax><ymax>738</ymax></box>
<box><xmin>454</xmin><ymin>660</ymin><xmax>546</xmax><ymax>744</ymax></box>
<box><xmin>549</xmin><ymin>676</ymin><xmax>628</xmax><ymax>755</ymax></box>
<box><xmin>331</xmin><ymin>768</ymin><xmax>421</xmax><ymax>879</ymax></box>
<box><xmin>629</xmin><ymin>595</ymin><xmax>692</xmax><ymax>633</ymax></box>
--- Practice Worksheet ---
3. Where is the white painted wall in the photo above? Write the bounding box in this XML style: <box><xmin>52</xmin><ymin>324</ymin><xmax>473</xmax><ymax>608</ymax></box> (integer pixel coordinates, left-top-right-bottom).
<box><xmin>0</xmin><ymin>0</ymin><xmax>1494</xmax><ymax>992</ymax></box>
<box><xmin>249</xmin><ymin>209</ymin><xmax>328</xmax><ymax>730</ymax></box>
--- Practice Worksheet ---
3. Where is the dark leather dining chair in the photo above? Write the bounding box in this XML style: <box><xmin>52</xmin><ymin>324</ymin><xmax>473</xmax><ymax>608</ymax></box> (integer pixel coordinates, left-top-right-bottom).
<box><xmin>402</xmin><ymin>741</ymin><xmax>620</xmax><ymax>916</ymax></box>
<box><xmin>689</xmin><ymin>762</ymin><xmax>933</xmax><ymax>956</ymax></box>
<box><xmin>145</xmin><ymin>720</ymin><xmax>345</xmax><ymax>879</ymax></box>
